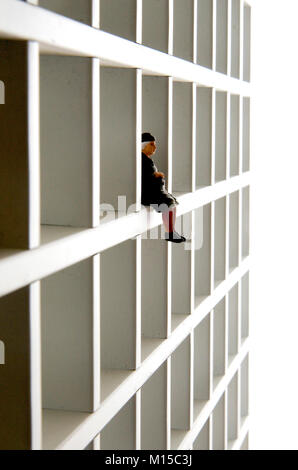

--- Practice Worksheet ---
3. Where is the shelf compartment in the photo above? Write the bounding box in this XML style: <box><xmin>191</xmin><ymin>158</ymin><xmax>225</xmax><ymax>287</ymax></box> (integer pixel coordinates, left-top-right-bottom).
<box><xmin>229</xmin><ymin>191</ymin><xmax>239</xmax><ymax>272</ymax></box>
<box><xmin>41</xmin><ymin>258</ymin><xmax>97</xmax><ymax>412</ymax></box>
<box><xmin>101</xmin><ymin>369</ymin><xmax>132</xmax><ymax>402</ymax></box>
<box><xmin>100</xmin><ymin>67</ymin><xmax>137</xmax><ymax>211</ymax></box>
<box><xmin>213</xmin><ymin>298</ymin><xmax>226</xmax><ymax>384</ymax></box>
<box><xmin>141</xmin><ymin>362</ymin><xmax>167</xmax><ymax>450</ymax></box>
<box><xmin>216</xmin><ymin>0</ymin><xmax>228</xmax><ymax>74</ymax></box>
<box><xmin>242</xmin><ymin>185</ymin><xmax>250</xmax><ymax>259</ymax></box>
<box><xmin>142</xmin><ymin>76</ymin><xmax>169</xmax><ymax>182</ymax></box>
<box><xmin>228</xmin><ymin>283</ymin><xmax>239</xmax><ymax>362</ymax></box>
<box><xmin>242</xmin><ymin>97</ymin><xmax>250</xmax><ymax>172</ymax></box>
<box><xmin>142</xmin><ymin>0</ymin><xmax>169</xmax><ymax>54</ymax></box>
<box><xmin>241</xmin><ymin>272</ymin><xmax>249</xmax><ymax>341</ymax></box>
<box><xmin>243</xmin><ymin>4</ymin><xmax>251</xmax><ymax>82</ymax></box>
<box><xmin>193</xmin><ymin>419</ymin><xmax>210</xmax><ymax>450</ymax></box>
<box><xmin>227</xmin><ymin>372</ymin><xmax>238</xmax><ymax>444</ymax></box>
<box><xmin>197</xmin><ymin>0</ymin><xmax>213</xmax><ymax>69</ymax></box>
<box><xmin>231</xmin><ymin>0</ymin><xmax>240</xmax><ymax>79</ymax></box>
<box><xmin>230</xmin><ymin>94</ymin><xmax>240</xmax><ymax>177</ymax></box>
<box><xmin>214</xmin><ymin>197</ymin><xmax>226</xmax><ymax>286</ymax></box>
<box><xmin>193</xmin><ymin>314</ymin><xmax>211</xmax><ymax>412</ymax></box>
<box><xmin>171</xmin><ymin>337</ymin><xmax>191</xmax><ymax>432</ymax></box>
<box><xmin>42</xmin><ymin>409</ymin><xmax>90</xmax><ymax>450</ymax></box>
<box><xmin>100</xmin><ymin>0</ymin><xmax>137</xmax><ymax>42</ymax></box>
<box><xmin>101</xmin><ymin>239</ymin><xmax>137</xmax><ymax>371</ymax></box>
<box><xmin>172</xmin><ymin>212</ymin><xmax>192</xmax><ymax>318</ymax></box>
<box><xmin>0</xmin><ymin>288</ymin><xmax>32</xmax><ymax>449</ymax></box>
<box><xmin>100</xmin><ymin>396</ymin><xmax>137</xmax><ymax>450</ymax></box>
<box><xmin>173</xmin><ymin>0</ymin><xmax>194</xmax><ymax>62</ymax></box>
<box><xmin>172</xmin><ymin>82</ymin><xmax>193</xmax><ymax>195</ymax></box>
<box><xmin>240</xmin><ymin>354</ymin><xmax>249</xmax><ymax>420</ymax></box>
<box><xmin>212</xmin><ymin>393</ymin><xmax>225</xmax><ymax>450</ymax></box>
<box><xmin>39</xmin><ymin>0</ymin><xmax>94</xmax><ymax>24</ymax></box>
<box><xmin>196</xmin><ymin>87</ymin><xmax>212</xmax><ymax>189</ymax></box>
<box><xmin>194</xmin><ymin>204</ymin><xmax>212</xmax><ymax>306</ymax></box>
<box><xmin>0</xmin><ymin>40</ymin><xmax>39</xmax><ymax>249</ymax></box>
<box><xmin>40</xmin><ymin>55</ymin><xmax>94</xmax><ymax>227</ymax></box>
<box><xmin>141</xmin><ymin>234</ymin><xmax>168</xmax><ymax>340</ymax></box>
<box><xmin>215</xmin><ymin>91</ymin><xmax>227</xmax><ymax>183</ymax></box>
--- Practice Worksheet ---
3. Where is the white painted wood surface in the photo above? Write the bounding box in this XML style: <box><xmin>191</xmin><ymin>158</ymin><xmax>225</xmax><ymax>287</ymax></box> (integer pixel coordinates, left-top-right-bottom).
<box><xmin>0</xmin><ymin>0</ymin><xmax>251</xmax><ymax>450</ymax></box>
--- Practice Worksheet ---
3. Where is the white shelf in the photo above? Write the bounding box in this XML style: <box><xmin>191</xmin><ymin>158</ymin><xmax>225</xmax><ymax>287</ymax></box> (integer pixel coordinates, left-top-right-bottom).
<box><xmin>0</xmin><ymin>175</ymin><xmax>250</xmax><ymax>299</ymax></box>
<box><xmin>0</xmin><ymin>1</ymin><xmax>251</xmax><ymax>97</ymax></box>
<box><xmin>0</xmin><ymin>0</ymin><xmax>251</xmax><ymax>450</ymax></box>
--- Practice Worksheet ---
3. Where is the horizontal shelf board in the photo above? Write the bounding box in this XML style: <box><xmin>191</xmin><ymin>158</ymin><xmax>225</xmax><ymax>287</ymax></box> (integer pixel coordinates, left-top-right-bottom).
<box><xmin>42</xmin><ymin>409</ymin><xmax>90</xmax><ymax>450</ymax></box>
<box><xmin>178</xmin><ymin>338</ymin><xmax>250</xmax><ymax>450</ymax></box>
<box><xmin>40</xmin><ymin>225</ymin><xmax>85</xmax><ymax>244</ymax></box>
<box><xmin>0</xmin><ymin>0</ymin><xmax>251</xmax><ymax>96</ymax></box>
<box><xmin>0</xmin><ymin>174</ymin><xmax>250</xmax><ymax>298</ymax></box>
<box><xmin>48</xmin><ymin>264</ymin><xmax>250</xmax><ymax>449</ymax></box>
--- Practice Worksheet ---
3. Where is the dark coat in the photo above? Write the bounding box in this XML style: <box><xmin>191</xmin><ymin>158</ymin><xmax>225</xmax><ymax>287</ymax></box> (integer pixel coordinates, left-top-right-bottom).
<box><xmin>141</xmin><ymin>152</ymin><xmax>178</xmax><ymax>212</ymax></box>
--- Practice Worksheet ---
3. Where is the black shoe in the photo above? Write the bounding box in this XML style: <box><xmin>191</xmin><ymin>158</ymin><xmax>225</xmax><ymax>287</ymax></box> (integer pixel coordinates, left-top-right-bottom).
<box><xmin>165</xmin><ymin>231</ymin><xmax>186</xmax><ymax>243</ymax></box>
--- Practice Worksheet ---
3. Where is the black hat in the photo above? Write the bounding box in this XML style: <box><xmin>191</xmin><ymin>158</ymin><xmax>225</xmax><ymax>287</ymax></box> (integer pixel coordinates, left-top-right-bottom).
<box><xmin>142</xmin><ymin>132</ymin><xmax>155</xmax><ymax>142</ymax></box>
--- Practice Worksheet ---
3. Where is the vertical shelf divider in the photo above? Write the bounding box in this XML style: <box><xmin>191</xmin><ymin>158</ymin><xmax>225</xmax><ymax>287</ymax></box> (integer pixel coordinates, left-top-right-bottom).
<box><xmin>193</xmin><ymin>0</ymin><xmax>197</xmax><ymax>64</ymax></box>
<box><xmin>135</xmin><ymin>389</ymin><xmax>141</xmax><ymax>450</ymax></box>
<box><xmin>92</xmin><ymin>254</ymin><xmax>100</xmax><ymax>411</ymax></box>
<box><xmin>135</xmin><ymin>68</ymin><xmax>142</xmax><ymax>367</ymax></box>
<box><xmin>212</xmin><ymin>0</ymin><xmax>217</xmax><ymax>71</ymax></box>
<box><xmin>136</xmin><ymin>0</ymin><xmax>143</xmax><ymax>44</ymax></box>
<box><xmin>91</xmin><ymin>1</ymin><xmax>100</xmax><ymax>420</ymax></box>
<box><xmin>239</xmin><ymin>0</ymin><xmax>244</xmax><ymax>82</ymax></box>
<box><xmin>168</xmin><ymin>0</ymin><xmax>174</xmax><ymax>55</ymax></box>
<box><xmin>189</xmin><ymin>330</ymin><xmax>194</xmax><ymax>428</ymax></box>
<box><xmin>166</xmin><ymin>357</ymin><xmax>172</xmax><ymax>450</ymax></box>
<box><xmin>226</xmin><ymin>92</ymin><xmax>231</xmax><ymax>179</ymax></box>
<box><xmin>224</xmin><ymin>391</ymin><xmax>228</xmax><ymax>450</ymax></box>
<box><xmin>30</xmin><ymin>281</ymin><xmax>42</xmax><ymax>450</ymax></box>
<box><xmin>224</xmin><ymin>295</ymin><xmax>229</xmax><ymax>373</ymax></box>
<box><xmin>227</xmin><ymin>0</ymin><xmax>232</xmax><ymax>77</ymax></box>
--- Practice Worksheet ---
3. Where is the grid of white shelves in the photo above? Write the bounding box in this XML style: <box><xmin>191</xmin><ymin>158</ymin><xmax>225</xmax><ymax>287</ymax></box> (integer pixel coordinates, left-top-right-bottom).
<box><xmin>0</xmin><ymin>0</ymin><xmax>251</xmax><ymax>450</ymax></box>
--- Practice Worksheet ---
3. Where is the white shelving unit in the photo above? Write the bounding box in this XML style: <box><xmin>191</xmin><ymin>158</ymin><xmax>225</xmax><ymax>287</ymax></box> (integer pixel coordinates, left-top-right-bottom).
<box><xmin>0</xmin><ymin>0</ymin><xmax>251</xmax><ymax>450</ymax></box>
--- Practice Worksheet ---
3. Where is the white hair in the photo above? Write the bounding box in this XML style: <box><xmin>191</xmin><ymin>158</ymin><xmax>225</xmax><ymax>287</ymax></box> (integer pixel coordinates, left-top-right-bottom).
<box><xmin>142</xmin><ymin>141</ymin><xmax>154</xmax><ymax>150</ymax></box>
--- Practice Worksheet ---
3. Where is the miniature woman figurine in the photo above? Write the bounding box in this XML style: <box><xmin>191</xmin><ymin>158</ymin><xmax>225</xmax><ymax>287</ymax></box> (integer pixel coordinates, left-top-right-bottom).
<box><xmin>141</xmin><ymin>132</ymin><xmax>186</xmax><ymax>243</ymax></box>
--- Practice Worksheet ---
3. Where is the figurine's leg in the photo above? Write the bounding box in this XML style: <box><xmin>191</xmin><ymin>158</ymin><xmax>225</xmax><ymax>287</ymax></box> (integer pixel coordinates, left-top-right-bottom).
<box><xmin>162</xmin><ymin>208</ymin><xmax>174</xmax><ymax>232</ymax></box>
<box><xmin>172</xmin><ymin>206</ymin><xmax>177</xmax><ymax>227</ymax></box>
<box><xmin>163</xmin><ymin>206</ymin><xmax>186</xmax><ymax>243</ymax></box>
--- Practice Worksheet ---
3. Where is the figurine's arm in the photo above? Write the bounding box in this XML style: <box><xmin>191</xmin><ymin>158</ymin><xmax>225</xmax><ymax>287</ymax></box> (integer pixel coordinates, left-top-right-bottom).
<box><xmin>154</xmin><ymin>171</ymin><xmax>165</xmax><ymax>178</ymax></box>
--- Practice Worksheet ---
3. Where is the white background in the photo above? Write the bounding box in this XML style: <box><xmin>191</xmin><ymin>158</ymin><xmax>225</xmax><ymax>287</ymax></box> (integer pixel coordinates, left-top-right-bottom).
<box><xmin>250</xmin><ymin>0</ymin><xmax>298</xmax><ymax>450</ymax></box>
